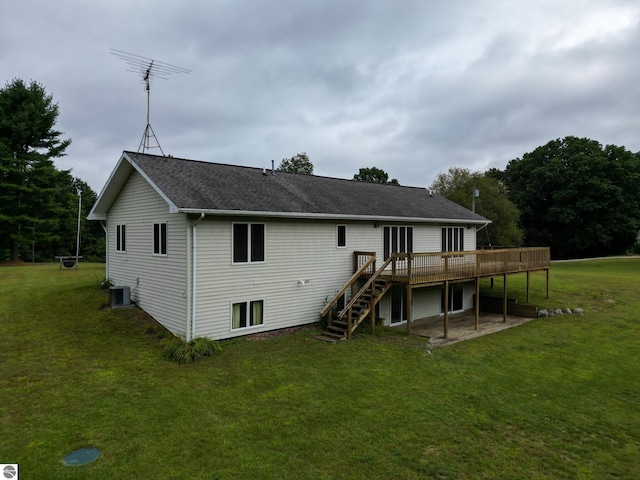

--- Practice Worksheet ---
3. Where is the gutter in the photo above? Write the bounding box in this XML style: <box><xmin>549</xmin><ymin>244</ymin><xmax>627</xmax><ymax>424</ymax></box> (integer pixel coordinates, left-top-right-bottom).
<box><xmin>177</xmin><ymin>208</ymin><xmax>490</xmax><ymax>225</ymax></box>
<box><xmin>190</xmin><ymin>213</ymin><xmax>205</xmax><ymax>340</ymax></box>
<box><xmin>476</xmin><ymin>221</ymin><xmax>491</xmax><ymax>233</ymax></box>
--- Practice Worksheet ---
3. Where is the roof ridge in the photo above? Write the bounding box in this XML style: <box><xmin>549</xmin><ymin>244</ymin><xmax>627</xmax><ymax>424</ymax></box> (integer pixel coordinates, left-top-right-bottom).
<box><xmin>124</xmin><ymin>151</ymin><xmax>430</xmax><ymax>191</ymax></box>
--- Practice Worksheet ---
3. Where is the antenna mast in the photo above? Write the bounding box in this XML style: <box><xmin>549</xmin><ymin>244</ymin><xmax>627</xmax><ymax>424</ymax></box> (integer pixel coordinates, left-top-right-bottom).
<box><xmin>111</xmin><ymin>49</ymin><xmax>191</xmax><ymax>155</ymax></box>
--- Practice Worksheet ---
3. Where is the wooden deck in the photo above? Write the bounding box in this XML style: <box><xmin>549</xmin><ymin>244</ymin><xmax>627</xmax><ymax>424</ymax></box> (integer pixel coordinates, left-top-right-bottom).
<box><xmin>356</xmin><ymin>247</ymin><xmax>550</xmax><ymax>286</ymax></box>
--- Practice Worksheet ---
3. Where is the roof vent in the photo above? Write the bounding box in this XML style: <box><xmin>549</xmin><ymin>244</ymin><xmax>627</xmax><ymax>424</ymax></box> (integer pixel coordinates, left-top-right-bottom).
<box><xmin>271</xmin><ymin>160</ymin><xmax>276</xmax><ymax>175</ymax></box>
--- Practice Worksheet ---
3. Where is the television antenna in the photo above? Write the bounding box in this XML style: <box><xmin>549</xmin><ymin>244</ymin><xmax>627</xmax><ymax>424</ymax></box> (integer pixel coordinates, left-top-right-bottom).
<box><xmin>111</xmin><ymin>49</ymin><xmax>191</xmax><ymax>155</ymax></box>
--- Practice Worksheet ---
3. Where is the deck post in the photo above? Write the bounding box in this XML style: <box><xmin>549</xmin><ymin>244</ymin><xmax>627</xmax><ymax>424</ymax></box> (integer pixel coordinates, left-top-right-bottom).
<box><xmin>503</xmin><ymin>273</ymin><xmax>507</xmax><ymax>323</ymax></box>
<box><xmin>444</xmin><ymin>280</ymin><xmax>449</xmax><ymax>338</ymax></box>
<box><xmin>546</xmin><ymin>268</ymin><xmax>549</xmax><ymax>299</ymax></box>
<box><xmin>347</xmin><ymin>309</ymin><xmax>352</xmax><ymax>340</ymax></box>
<box><xmin>406</xmin><ymin>284</ymin><xmax>412</xmax><ymax>336</ymax></box>
<box><xmin>526</xmin><ymin>270</ymin><xmax>530</xmax><ymax>304</ymax></box>
<box><xmin>475</xmin><ymin>277</ymin><xmax>480</xmax><ymax>330</ymax></box>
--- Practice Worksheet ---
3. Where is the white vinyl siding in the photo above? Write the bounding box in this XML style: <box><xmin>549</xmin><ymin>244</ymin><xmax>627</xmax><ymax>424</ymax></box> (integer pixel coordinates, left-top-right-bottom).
<box><xmin>191</xmin><ymin>219</ymin><xmax>477</xmax><ymax>340</ymax></box>
<box><xmin>107</xmin><ymin>171</ymin><xmax>188</xmax><ymax>336</ymax></box>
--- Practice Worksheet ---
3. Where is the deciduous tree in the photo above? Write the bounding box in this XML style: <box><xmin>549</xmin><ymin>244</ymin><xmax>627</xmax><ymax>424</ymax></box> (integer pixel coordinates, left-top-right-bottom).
<box><xmin>353</xmin><ymin>167</ymin><xmax>399</xmax><ymax>185</ymax></box>
<box><xmin>278</xmin><ymin>152</ymin><xmax>313</xmax><ymax>174</ymax></box>
<box><xmin>503</xmin><ymin>136</ymin><xmax>640</xmax><ymax>258</ymax></box>
<box><xmin>430</xmin><ymin>167</ymin><xmax>523</xmax><ymax>247</ymax></box>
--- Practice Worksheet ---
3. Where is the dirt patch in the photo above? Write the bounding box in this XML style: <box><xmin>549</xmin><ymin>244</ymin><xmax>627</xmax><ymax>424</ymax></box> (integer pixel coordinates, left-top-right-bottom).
<box><xmin>246</xmin><ymin>324</ymin><xmax>318</xmax><ymax>340</ymax></box>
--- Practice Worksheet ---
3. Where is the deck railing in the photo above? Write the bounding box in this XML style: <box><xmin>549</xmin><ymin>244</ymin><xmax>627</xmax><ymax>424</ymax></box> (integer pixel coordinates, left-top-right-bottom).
<box><xmin>355</xmin><ymin>247</ymin><xmax>550</xmax><ymax>285</ymax></box>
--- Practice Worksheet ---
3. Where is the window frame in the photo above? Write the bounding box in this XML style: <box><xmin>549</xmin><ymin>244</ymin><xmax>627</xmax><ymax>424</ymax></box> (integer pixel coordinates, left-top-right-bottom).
<box><xmin>153</xmin><ymin>222</ymin><xmax>167</xmax><ymax>256</ymax></box>
<box><xmin>115</xmin><ymin>224</ymin><xmax>126</xmax><ymax>253</ymax></box>
<box><xmin>441</xmin><ymin>226</ymin><xmax>465</xmax><ymax>252</ymax></box>
<box><xmin>337</xmin><ymin>225</ymin><xmax>347</xmax><ymax>248</ymax></box>
<box><xmin>383</xmin><ymin>226</ymin><xmax>413</xmax><ymax>260</ymax></box>
<box><xmin>232</xmin><ymin>222</ymin><xmax>266</xmax><ymax>264</ymax></box>
<box><xmin>231</xmin><ymin>299</ymin><xmax>265</xmax><ymax>330</ymax></box>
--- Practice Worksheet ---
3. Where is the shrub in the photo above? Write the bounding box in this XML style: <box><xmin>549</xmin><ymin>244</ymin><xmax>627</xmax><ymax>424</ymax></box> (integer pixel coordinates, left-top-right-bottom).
<box><xmin>161</xmin><ymin>336</ymin><xmax>222</xmax><ymax>364</ymax></box>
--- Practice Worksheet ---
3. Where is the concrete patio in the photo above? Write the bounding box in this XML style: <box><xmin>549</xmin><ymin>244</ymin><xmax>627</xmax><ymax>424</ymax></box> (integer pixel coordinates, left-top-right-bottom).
<box><xmin>391</xmin><ymin>311</ymin><xmax>536</xmax><ymax>347</ymax></box>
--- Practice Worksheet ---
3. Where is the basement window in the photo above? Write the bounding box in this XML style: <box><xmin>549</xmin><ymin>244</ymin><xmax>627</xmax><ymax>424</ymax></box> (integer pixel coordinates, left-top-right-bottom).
<box><xmin>231</xmin><ymin>300</ymin><xmax>264</xmax><ymax>330</ymax></box>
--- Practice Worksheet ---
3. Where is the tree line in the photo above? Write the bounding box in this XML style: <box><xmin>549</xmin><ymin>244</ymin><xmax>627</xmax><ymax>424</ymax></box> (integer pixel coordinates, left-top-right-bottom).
<box><xmin>430</xmin><ymin>136</ymin><xmax>640</xmax><ymax>259</ymax></box>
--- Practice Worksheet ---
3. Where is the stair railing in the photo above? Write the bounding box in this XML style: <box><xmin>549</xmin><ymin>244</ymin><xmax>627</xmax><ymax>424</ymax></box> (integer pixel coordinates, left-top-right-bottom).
<box><xmin>320</xmin><ymin>254</ymin><xmax>377</xmax><ymax>319</ymax></box>
<box><xmin>339</xmin><ymin>256</ymin><xmax>393</xmax><ymax>338</ymax></box>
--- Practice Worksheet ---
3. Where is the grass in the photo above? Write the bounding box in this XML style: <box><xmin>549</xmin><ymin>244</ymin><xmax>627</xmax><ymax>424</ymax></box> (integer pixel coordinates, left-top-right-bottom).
<box><xmin>1</xmin><ymin>260</ymin><xmax>640</xmax><ymax>479</ymax></box>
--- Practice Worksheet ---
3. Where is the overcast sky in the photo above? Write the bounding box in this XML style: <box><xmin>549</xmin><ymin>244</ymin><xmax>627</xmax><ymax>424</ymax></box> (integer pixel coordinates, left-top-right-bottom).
<box><xmin>3</xmin><ymin>0</ymin><xmax>640</xmax><ymax>193</ymax></box>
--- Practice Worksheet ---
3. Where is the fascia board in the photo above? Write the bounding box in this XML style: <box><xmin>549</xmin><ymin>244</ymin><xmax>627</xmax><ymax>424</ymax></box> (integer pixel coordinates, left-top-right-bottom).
<box><xmin>178</xmin><ymin>208</ymin><xmax>491</xmax><ymax>225</ymax></box>
<box><xmin>87</xmin><ymin>152</ymin><xmax>179</xmax><ymax>220</ymax></box>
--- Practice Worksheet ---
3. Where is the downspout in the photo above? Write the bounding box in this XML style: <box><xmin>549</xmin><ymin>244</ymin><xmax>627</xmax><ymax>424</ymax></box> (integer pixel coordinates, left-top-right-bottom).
<box><xmin>191</xmin><ymin>213</ymin><xmax>205</xmax><ymax>341</ymax></box>
<box><xmin>100</xmin><ymin>220</ymin><xmax>108</xmax><ymax>282</ymax></box>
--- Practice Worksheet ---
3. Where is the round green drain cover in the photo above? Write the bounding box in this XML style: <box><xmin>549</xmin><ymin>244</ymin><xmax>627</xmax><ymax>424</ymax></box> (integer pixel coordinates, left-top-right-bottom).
<box><xmin>63</xmin><ymin>448</ymin><xmax>101</xmax><ymax>466</ymax></box>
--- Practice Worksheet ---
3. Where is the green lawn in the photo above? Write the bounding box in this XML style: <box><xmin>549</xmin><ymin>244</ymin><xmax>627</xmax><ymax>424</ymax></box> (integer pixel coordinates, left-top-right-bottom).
<box><xmin>1</xmin><ymin>260</ymin><xmax>639</xmax><ymax>479</ymax></box>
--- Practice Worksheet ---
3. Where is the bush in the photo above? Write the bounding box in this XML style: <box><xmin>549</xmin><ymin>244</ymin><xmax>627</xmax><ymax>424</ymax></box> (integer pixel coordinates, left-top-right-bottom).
<box><xmin>161</xmin><ymin>336</ymin><xmax>222</xmax><ymax>364</ymax></box>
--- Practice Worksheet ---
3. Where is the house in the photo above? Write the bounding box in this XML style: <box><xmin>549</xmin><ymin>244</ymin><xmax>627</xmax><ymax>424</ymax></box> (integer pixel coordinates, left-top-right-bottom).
<box><xmin>88</xmin><ymin>151</ymin><xmax>549</xmax><ymax>341</ymax></box>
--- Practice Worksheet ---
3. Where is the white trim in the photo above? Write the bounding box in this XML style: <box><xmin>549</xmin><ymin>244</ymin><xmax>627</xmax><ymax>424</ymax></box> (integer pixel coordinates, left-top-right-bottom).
<box><xmin>178</xmin><ymin>207</ymin><xmax>490</xmax><ymax>225</ymax></box>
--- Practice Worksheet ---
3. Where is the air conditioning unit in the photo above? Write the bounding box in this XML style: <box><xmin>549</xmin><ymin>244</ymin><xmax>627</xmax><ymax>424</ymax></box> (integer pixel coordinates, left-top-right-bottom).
<box><xmin>109</xmin><ymin>286</ymin><xmax>131</xmax><ymax>308</ymax></box>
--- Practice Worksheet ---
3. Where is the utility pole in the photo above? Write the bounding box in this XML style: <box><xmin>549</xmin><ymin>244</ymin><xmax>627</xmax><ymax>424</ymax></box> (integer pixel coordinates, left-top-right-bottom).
<box><xmin>472</xmin><ymin>178</ymin><xmax>480</xmax><ymax>213</ymax></box>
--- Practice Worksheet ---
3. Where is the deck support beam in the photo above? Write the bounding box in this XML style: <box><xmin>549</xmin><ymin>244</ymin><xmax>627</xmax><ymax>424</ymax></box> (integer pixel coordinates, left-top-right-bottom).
<box><xmin>503</xmin><ymin>273</ymin><xmax>507</xmax><ymax>323</ymax></box>
<box><xmin>475</xmin><ymin>277</ymin><xmax>480</xmax><ymax>330</ymax></box>
<box><xmin>546</xmin><ymin>268</ymin><xmax>550</xmax><ymax>299</ymax></box>
<box><xmin>526</xmin><ymin>271</ymin><xmax>530</xmax><ymax>304</ymax></box>
<box><xmin>444</xmin><ymin>280</ymin><xmax>449</xmax><ymax>338</ymax></box>
<box><xmin>406</xmin><ymin>284</ymin><xmax>412</xmax><ymax>336</ymax></box>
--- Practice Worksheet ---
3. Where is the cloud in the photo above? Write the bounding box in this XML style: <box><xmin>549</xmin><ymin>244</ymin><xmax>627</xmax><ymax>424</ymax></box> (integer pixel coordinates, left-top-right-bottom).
<box><xmin>3</xmin><ymin>0</ymin><xmax>640</xmax><ymax>192</ymax></box>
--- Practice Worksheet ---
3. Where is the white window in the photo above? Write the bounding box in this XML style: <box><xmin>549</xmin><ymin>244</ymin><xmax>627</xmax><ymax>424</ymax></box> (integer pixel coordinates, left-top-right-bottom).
<box><xmin>442</xmin><ymin>227</ymin><xmax>464</xmax><ymax>252</ymax></box>
<box><xmin>337</xmin><ymin>225</ymin><xmax>346</xmax><ymax>248</ymax></box>
<box><xmin>153</xmin><ymin>223</ymin><xmax>167</xmax><ymax>255</ymax></box>
<box><xmin>232</xmin><ymin>300</ymin><xmax>264</xmax><ymax>330</ymax></box>
<box><xmin>116</xmin><ymin>224</ymin><xmax>126</xmax><ymax>253</ymax></box>
<box><xmin>233</xmin><ymin>223</ymin><xmax>265</xmax><ymax>263</ymax></box>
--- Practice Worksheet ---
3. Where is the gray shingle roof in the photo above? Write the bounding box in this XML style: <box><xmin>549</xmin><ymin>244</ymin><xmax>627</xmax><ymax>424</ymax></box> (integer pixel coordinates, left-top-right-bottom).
<box><xmin>110</xmin><ymin>151</ymin><xmax>488</xmax><ymax>222</ymax></box>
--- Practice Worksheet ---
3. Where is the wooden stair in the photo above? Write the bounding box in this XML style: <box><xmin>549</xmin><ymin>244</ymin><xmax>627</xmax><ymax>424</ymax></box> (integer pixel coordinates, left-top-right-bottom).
<box><xmin>320</xmin><ymin>277</ymin><xmax>391</xmax><ymax>341</ymax></box>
